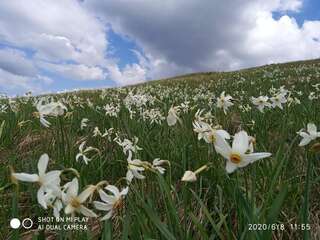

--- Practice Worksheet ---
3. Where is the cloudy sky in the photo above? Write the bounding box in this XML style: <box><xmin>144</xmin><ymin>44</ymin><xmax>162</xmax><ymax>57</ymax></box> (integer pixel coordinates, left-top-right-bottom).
<box><xmin>0</xmin><ymin>0</ymin><xmax>319</xmax><ymax>96</ymax></box>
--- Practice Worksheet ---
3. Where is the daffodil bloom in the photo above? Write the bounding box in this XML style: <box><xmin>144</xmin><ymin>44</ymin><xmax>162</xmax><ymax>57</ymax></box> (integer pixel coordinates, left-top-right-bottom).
<box><xmin>194</xmin><ymin>109</ymin><xmax>205</xmax><ymax>122</ymax></box>
<box><xmin>126</xmin><ymin>154</ymin><xmax>145</xmax><ymax>183</ymax></box>
<box><xmin>193</xmin><ymin>120</ymin><xmax>230</xmax><ymax>144</ymax></box>
<box><xmin>94</xmin><ymin>185</ymin><xmax>129</xmax><ymax>220</ymax></box>
<box><xmin>297</xmin><ymin>123</ymin><xmax>320</xmax><ymax>146</ymax></box>
<box><xmin>215</xmin><ymin>131</ymin><xmax>271</xmax><ymax>174</ymax></box>
<box><xmin>216</xmin><ymin>91</ymin><xmax>233</xmax><ymax>114</ymax></box>
<box><xmin>251</xmin><ymin>96</ymin><xmax>271</xmax><ymax>112</ymax></box>
<box><xmin>116</xmin><ymin>137</ymin><xmax>142</xmax><ymax>156</ymax></box>
<box><xmin>152</xmin><ymin>158</ymin><xmax>169</xmax><ymax>174</ymax></box>
<box><xmin>36</xmin><ymin>100</ymin><xmax>67</xmax><ymax>127</ymax></box>
<box><xmin>93</xmin><ymin>126</ymin><xmax>102</xmax><ymax>137</ymax></box>
<box><xmin>63</xmin><ymin>178</ymin><xmax>97</xmax><ymax>217</ymax></box>
<box><xmin>270</xmin><ymin>93</ymin><xmax>287</xmax><ymax>109</ymax></box>
<box><xmin>181</xmin><ymin>170</ymin><xmax>197</xmax><ymax>182</ymax></box>
<box><xmin>80</xmin><ymin>118</ymin><xmax>89</xmax><ymax>130</ymax></box>
<box><xmin>102</xmin><ymin>128</ymin><xmax>114</xmax><ymax>139</ymax></box>
<box><xmin>104</xmin><ymin>103</ymin><xmax>120</xmax><ymax>117</ymax></box>
<box><xmin>76</xmin><ymin>141</ymin><xmax>98</xmax><ymax>164</ymax></box>
<box><xmin>12</xmin><ymin>154</ymin><xmax>61</xmax><ymax>209</ymax></box>
<box><xmin>167</xmin><ymin>106</ymin><xmax>181</xmax><ymax>126</ymax></box>
<box><xmin>193</xmin><ymin>120</ymin><xmax>211</xmax><ymax>141</ymax></box>
<box><xmin>126</xmin><ymin>160</ymin><xmax>146</xmax><ymax>183</ymax></box>
<box><xmin>181</xmin><ymin>165</ymin><xmax>208</xmax><ymax>182</ymax></box>
<box><xmin>180</xmin><ymin>101</ymin><xmax>190</xmax><ymax>113</ymax></box>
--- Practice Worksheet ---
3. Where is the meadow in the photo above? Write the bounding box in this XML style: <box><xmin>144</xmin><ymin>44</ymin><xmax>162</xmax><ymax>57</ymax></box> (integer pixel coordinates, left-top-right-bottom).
<box><xmin>0</xmin><ymin>59</ymin><xmax>320</xmax><ymax>239</ymax></box>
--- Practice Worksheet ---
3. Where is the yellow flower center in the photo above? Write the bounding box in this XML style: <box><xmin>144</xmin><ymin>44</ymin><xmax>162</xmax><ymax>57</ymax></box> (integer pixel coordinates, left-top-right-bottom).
<box><xmin>37</xmin><ymin>177</ymin><xmax>44</xmax><ymax>187</ymax></box>
<box><xmin>230</xmin><ymin>153</ymin><xmax>241</xmax><ymax>164</ymax></box>
<box><xmin>70</xmin><ymin>197</ymin><xmax>81</xmax><ymax>209</ymax></box>
<box><xmin>208</xmin><ymin>133</ymin><xmax>215</xmax><ymax>143</ymax></box>
<box><xmin>113</xmin><ymin>198</ymin><xmax>124</xmax><ymax>211</ymax></box>
<box><xmin>32</xmin><ymin>112</ymin><xmax>40</xmax><ymax>118</ymax></box>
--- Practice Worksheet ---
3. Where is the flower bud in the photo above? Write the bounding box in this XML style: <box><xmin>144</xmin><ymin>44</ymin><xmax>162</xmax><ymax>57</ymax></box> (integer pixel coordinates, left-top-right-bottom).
<box><xmin>181</xmin><ymin>171</ymin><xmax>197</xmax><ymax>182</ymax></box>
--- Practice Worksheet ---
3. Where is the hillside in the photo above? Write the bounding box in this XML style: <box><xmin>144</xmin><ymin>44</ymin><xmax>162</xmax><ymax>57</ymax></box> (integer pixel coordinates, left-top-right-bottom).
<box><xmin>0</xmin><ymin>58</ymin><xmax>320</xmax><ymax>239</ymax></box>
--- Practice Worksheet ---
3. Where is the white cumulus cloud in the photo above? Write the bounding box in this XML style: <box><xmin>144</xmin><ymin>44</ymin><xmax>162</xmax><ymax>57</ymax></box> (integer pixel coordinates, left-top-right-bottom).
<box><xmin>0</xmin><ymin>0</ymin><xmax>319</xmax><ymax>95</ymax></box>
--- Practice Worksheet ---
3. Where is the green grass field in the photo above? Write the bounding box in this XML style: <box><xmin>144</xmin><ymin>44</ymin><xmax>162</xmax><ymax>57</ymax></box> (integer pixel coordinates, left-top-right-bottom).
<box><xmin>1</xmin><ymin>59</ymin><xmax>320</xmax><ymax>239</ymax></box>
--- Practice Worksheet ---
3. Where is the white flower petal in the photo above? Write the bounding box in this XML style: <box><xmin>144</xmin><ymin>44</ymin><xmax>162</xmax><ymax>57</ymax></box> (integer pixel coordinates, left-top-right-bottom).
<box><xmin>126</xmin><ymin>170</ymin><xmax>134</xmax><ymax>183</ymax></box>
<box><xmin>101</xmin><ymin>210</ymin><xmax>114</xmax><ymax>221</ymax></box>
<box><xmin>105</xmin><ymin>185</ymin><xmax>120</xmax><ymax>198</ymax></box>
<box><xmin>167</xmin><ymin>113</ymin><xmax>177</xmax><ymax>126</ymax></box>
<box><xmin>12</xmin><ymin>173</ymin><xmax>39</xmax><ymax>182</ymax></box>
<box><xmin>216</xmin><ymin>129</ymin><xmax>230</xmax><ymax>140</ymax></box>
<box><xmin>75</xmin><ymin>153</ymin><xmax>82</xmax><ymax>162</ymax></box>
<box><xmin>120</xmin><ymin>187</ymin><xmax>129</xmax><ymax>196</ymax></box>
<box><xmin>299</xmin><ymin>137</ymin><xmax>312</xmax><ymax>146</ymax></box>
<box><xmin>307</xmin><ymin>123</ymin><xmax>317</xmax><ymax>135</ymax></box>
<box><xmin>79</xmin><ymin>141</ymin><xmax>86</xmax><ymax>152</ymax></box>
<box><xmin>214</xmin><ymin>135</ymin><xmax>232</xmax><ymax>158</ymax></box>
<box><xmin>79</xmin><ymin>205</ymin><xmax>97</xmax><ymax>217</ymax></box>
<box><xmin>243</xmin><ymin>152</ymin><xmax>272</xmax><ymax>163</ymax></box>
<box><xmin>99</xmin><ymin>189</ymin><xmax>117</xmax><ymax>204</ymax></box>
<box><xmin>232</xmin><ymin>131</ymin><xmax>249</xmax><ymax>154</ymax></box>
<box><xmin>93</xmin><ymin>201</ymin><xmax>113</xmax><ymax>211</ymax></box>
<box><xmin>226</xmin><ymin>161</ymin><xmax>237</xmax><ymax>174</ymax></box>
<box><xmin>298</xmin><ymin>131</ymin><xmax>309</xmax><ymax>138</ymax></box>
<box><xmin>65</xmin><ymin>204</ymin><xmax>75</xmax><ymax>215</ymax></box>
<box><xmin>44</xmin><ymin>170</ymin><xmax>61</xmax><ymax>186</ymax></box>
<box><xmin>37</xmin><ymin>187</ymin><xmax>47</xmax><ymax>209</ymax></box>
<box><xmin>132</xmin><ymin>170</ymin><xmax>145</xmax><ymax>179</ymax></box>
<box><xmin>38</xmin><ymin>154</ymin><xmax>49</xmax><ymax>176</ymax></box>
<box><xmin>78</xmin><ymin>185</ymin><xmax>95</xmax><ymax>203</ymax></box>
<box><xmin>67</xmin><ymin>178</ymin><xmax>79</xmax><ymax>198</ymax></box>
<box><xmin>214</xmin><ymin>145</ymin><xmax>231</xmax><ymax>161</ymax></box>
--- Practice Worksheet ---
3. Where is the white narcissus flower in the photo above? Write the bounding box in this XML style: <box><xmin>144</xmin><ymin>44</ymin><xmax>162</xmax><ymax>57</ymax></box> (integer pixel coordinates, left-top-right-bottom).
<box><xmin>104</xmin><ymin>103</ymin><xmax>120</xmax><ymax>117</ymax></box>
<box><xmin>251</xmin><ymin>96</ymin><xmax>271</xmax><ymax>112</ymax></box>
<box><xmin>181</xmin><ymin>165</ymin><xmax>208</xmax><ymax>182</ymax></box>
<box><xmin>152</xmin><ymin>158</ymin><xmax>169</xmax><ymax>174</ymax></box>
<box><xmin>181</xmin><ymin>171</ymin><xmax>197</xmax><ymax>182</ymax></box>
<box><xmin>193</xmin><ymin>120</ymin><xmax>230</xmax><ymax>144</ymax></box>
<box><xmin>215</xmin><ymin>131</ymin><xmax>272</xmax><ymax>174</ymax></box>
<box><xmin>12</xmin><ymin>154</ymin><xmax>61</xmax><ymax>209</ymax></box>
<box><xmin>115</xmin><ymin>137</ymin><xmax>142</xmax><ymax>156</ymax></box>
<box><xmin>193</xmin><ymin>120</ymin><xmax>211</xmax><ymax>141</ymax></box>
<box><xmin>36</xmin><ymin>101</ymin><xmax>67</xmax><ymax>127</ymax></box>
<box><xmin>270</xmin><ymin>93</ymin><xmax>287</xmax><ymax>109</ymax></box>
<box><xmin>94</xmin><ymin>185</ymin><xmax>129</xmax><ymax>220</ymax></box>
<box><xmin>93</xmin><ymin>126</ymin><xmax>102</xmax><ymax>137</ymax></box>
<box><xmin>76</xmin><ymin>141</ymin><xmax>98</xmax><ymax>164</ymax></box>
<box><xmin>297</xmin><ymin>123</ymin><xmax>320</xmax><ymax>146</ymax></box>
<box><xmin>216</xmin><ymin>91</ymin><xmax>233</xmax><ymax>114</ymax></box>
<box><xmin>126</xmin><ymin>154</ymin><xmax>145</xmax><ymax>183</ymax></box>
<box><xmin>63</xmin><ymin>178</ymin><xmax>97</xmax><ymax>217</ymax></box>
<box><xmin>102</xmin><ymin>128</ymin><xmax>114</xmax><ymax>139</ymax></box>
<box><xmin>80</xmin><ymin>118</ymin><xmax>89</xmax><ymax>130</ymax></box>
<box><xmin>167</xmin><ymin>106</ymin><xmax>180</xmax><ymax>126</ymax></box>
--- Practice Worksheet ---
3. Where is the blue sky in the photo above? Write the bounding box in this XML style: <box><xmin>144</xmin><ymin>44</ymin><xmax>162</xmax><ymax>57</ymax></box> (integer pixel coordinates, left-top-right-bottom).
<box><xmin>0</xmin><ymin>0</ymin><xmax>319</xmax><ymax>96</ymax></box>
<box><xmin>288</xmin><ymin>0</ymin><xmax>320</xmax><ymax>24</ymax></box>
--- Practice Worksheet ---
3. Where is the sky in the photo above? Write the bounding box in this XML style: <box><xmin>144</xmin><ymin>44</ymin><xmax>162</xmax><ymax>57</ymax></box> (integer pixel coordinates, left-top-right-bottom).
<box><xmin>0</xmin><ymin>0</ymin><xmax>319</xmax><ymax>96</ymax></box>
